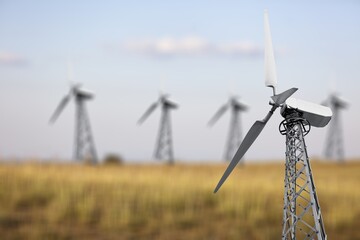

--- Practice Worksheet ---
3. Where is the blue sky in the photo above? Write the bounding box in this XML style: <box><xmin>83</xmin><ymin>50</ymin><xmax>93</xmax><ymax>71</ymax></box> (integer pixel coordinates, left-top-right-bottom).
<box><xmin>0</xmin><ymin>1</ymin><xmax>359</xmax><ymax>162</ymax></box>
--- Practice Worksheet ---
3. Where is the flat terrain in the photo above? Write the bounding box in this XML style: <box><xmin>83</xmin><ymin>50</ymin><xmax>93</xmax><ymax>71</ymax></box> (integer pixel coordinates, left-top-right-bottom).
<box><xmin>0</xmin><ymin>161</ymin><xmax>359</xmax><ymax>240</ymax></box>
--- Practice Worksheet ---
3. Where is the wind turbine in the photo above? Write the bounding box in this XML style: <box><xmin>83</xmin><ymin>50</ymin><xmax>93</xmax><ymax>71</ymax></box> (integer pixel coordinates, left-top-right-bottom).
<box><xmin>322</xmin><ymin>92</ymin><xmax>348</xmax><ymax>162</ymax></box>
<box><xmin>208</xmin><ymin>95</ymin><xmax>248</xmax><ymax>161</ymax></box>
<box><xmin>138</xmin><ymin>92</ymin><xmax>178</xmax><ymax>164</ymax></box>
<box><xmin>214</xmin><ymin>10</ymin><xmax>331</xmax><ymax>240</ymax></box>
<box><xmin>49</xmin><ymin>65</ymin><xmax>98</xmax><ymax>164</ymax></box>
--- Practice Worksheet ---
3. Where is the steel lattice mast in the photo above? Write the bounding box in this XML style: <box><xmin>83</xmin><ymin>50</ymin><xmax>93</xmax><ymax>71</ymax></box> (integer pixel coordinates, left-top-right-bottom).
<box><xmin>74</xmin><ymin>92</ymin><xmax>98</xmax><ymax>163</ymax></box>
<box><xmin>154</xmin><ymin>103</ymin><xmax>174</xmax><ymax>163</ymax></box>
<box><xmin>323</xmin><ymin>93</ymin><xmax>348</xmax><ymax>162</ymax></box>
<box><xmin>224</xmin><ymin>107</ymin><xmax>242</xmax><ymax>161</ymax></box>
<box><xmin>280</xmin><ymin>115</ymin><xmax>326</xmax><ymax>240</ymax></box>
<box><xmin>138</xmin><ymin>93</ymin><xmax>178</xmax><ymax>164</ymax></box>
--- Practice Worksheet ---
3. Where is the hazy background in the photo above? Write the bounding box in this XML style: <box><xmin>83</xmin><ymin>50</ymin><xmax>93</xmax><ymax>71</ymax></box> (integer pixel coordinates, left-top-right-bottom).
<box><xmin>0</xmin><ymin>1</ymin><xmax>359</xmax><ymax>162</ymax></box>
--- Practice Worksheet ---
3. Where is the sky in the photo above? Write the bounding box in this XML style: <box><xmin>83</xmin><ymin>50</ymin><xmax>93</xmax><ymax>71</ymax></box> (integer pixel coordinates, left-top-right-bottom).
<box><xmin>0</xmin><ymin>1</ymin><xmax>359</xmax><ymax>162</ymax></box>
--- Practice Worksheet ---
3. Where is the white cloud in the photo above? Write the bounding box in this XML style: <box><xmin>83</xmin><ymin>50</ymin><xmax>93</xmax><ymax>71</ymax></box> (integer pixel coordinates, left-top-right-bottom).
<box><xmin>217</xmin><ymin>41</ymin><xmax>262</xmax><ymax>57</ymax></box>
<box><xmin>0</xmin><ymin>52</ymin><xmax>27</xmax><ymax>66</ymax></box>
<box><xmin>119</xmin><ymin>36</ymin><xmax>264</xmax><ymax>58</ymax></box>
<box><xmin>123</xmin><ymin>36</ymin><xmax>210</xmax><ymax>57</ymax></box>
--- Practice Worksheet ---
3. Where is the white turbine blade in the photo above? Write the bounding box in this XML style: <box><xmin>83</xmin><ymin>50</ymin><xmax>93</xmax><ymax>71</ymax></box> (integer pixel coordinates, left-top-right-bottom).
<box><xmin>208</xmin><ymin>104</ymin><xmax>229</xmax><ymax>126</ymax></box>
<box><xmin>49</xmin><ymin>94</ymin><xmax>71</xmax><ymax>123</ymax></box>
<box><xmin>264</xmin><ymin>10</ymin><xmax>277</xmax><ymax>89</ymax></box>
<box><xmin>214</xmin><ymin>105</ymin><xmax>277</xmax><ymax>193</ymax></box>
<box><xmin>214</xmin><ymin>88</ymin><xmax>298</xmax><ymax>192</ymax></box>
<box><xmin>137</xmin><ymin>102</ymin><xmax>158</xmax><ymax>124</ymax></box>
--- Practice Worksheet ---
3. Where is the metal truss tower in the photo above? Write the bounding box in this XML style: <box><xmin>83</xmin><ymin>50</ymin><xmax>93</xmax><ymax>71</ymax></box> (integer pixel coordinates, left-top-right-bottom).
<box><xmin>224</xmin><ymin>106</ymin><xmax>243</xmax><ymax>161</ymax></box>
<box><xmin>324</xmin><ymin>107</ymin><xmax>343</xmax><ymax>162</ymax></box>
<box><xmin>323</xmin><ymin>94</ymin><xmax>348</xmax><ymax>162</ymax></box>
<box><xmin>280</xmin><ymin>116</ymin><xmax>327</xmax><ymax>240</ymax></box>
<box><xmin>154</xmin><ymin>105</ymin><xmax>174</xmax><ymax>164</ymax></box>
<box><xmin>74</xmin><ymin>94</ymin><xmax>98</xmax><ymax>164</ymax></box>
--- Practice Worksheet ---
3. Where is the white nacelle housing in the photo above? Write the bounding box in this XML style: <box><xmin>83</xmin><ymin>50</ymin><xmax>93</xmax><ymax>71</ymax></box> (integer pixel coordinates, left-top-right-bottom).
<box><xmin>75</xmin><ymin>88</ymin><xmax>95</xmax><ymax>99</ymax></box>
<box><xmin>281</xmin><ymin>98</ymin><xmax>332</xmax><ymax>128</ymax></box>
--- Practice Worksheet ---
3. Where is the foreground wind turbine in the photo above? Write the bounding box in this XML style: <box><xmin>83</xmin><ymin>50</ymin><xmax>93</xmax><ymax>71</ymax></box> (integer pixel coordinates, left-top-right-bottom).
<box><xmin>138</xmin><ymin>92</ymin><xmax>178</xmax><ymax>164</ymax></box>
<box><xmin>322</xmin><ymin>92</ymin><xmax>348</xmax><ymax>162</ymax></box>
<box><xmin>49</xmin><ymin>70</ymin><xmax>98</xmax><ymax>164</ymax></box>
<box><xmin>208</xmin><ymin>95</ymin><xmax>248</xmax><ymax>161</ymax></box>
<box><xmin>214</xmin><ymin>10</ymin><xmax>331</xmax><ymax>240</ymax></box>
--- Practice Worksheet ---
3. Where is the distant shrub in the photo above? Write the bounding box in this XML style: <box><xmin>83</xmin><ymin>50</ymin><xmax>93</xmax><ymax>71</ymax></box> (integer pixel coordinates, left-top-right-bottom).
<box><xmin>103</xmin><ymin>154</ymin><xmax>124</xmax><ymax>165</ymax></box>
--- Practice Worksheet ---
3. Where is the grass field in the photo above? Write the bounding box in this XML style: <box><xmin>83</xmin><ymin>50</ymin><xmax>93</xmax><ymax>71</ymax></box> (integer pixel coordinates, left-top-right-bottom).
<box><xmin>0</xmin><ymin>161</ymin><xmax>359</xmax><ymax>240</ymax></box>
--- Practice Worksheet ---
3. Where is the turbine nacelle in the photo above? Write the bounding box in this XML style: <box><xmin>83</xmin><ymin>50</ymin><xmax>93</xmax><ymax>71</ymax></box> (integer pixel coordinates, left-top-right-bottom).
<box><xmin>327</xmin><ymin>93</ymin><xmax>349</xmax><ymax>109</ymax></box>
<box><xmin>138</xmin><ymin>92</ymin><xmax>178</xmax><ymax>125</ymax></box>
<box><xmin>281</xmin><ymin>98</ymin><xmax>332</xmax><ymax>128</ymax></box>
<box><xmin>159</xmin><ymin>93</ymin><xmax>178</xmax><ymax>109</ymax></box>
<box><xmin>229</xmin><ymin>96</ymin><xmax>248</xmax><ymax>112</ymax></box>
<box><xmin>74</xmin><ymin>88</ymin><xmax>95</xmax><ymax>100</ymax></box>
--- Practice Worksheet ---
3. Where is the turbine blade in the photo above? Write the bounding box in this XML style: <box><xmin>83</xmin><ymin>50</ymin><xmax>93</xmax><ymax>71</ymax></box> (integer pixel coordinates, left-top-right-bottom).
<box><xmin>214</xmin><ymin>106</ymin><xmax>277</xmax><ymax>193</ymax></box>
<box><xmin>271</xmin><ymin>88</ymin><xmax>298</xmax><ymax>106</ymax></box>
<box><xmin>264</xmin><ymin>9</ymin><xmax>277</xmax><ymax>89</ymax></box>
<box><xmin>49</xmin><ymin>95</ymin><xmax>71</xmax><ymax>123</ymax></box>
<box><xmin>138</xmin><ymin>102</ymin><xmax>158</xmax><ymax>124</ymax></box>
<box><xmin>208</xmin><ymin>104</ymin><xmax>229</xmax><ymax>126</ymax></box>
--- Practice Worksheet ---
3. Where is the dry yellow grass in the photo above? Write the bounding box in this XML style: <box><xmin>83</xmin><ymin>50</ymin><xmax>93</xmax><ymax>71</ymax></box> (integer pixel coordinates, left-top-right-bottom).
<box><xmin>0</xmin><ymin>161</ymin><xmax>359</xmax><ymax>240</ymax></box>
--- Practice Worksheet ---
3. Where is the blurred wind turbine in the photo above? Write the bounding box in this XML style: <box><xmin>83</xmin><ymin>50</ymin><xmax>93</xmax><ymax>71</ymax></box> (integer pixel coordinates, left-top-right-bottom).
<box><xmin>138</xmin><ymin>92</ymin><xmax>178</xmax><ymax>164</ymax></box>
<box><xmin>208</xmin><ymin>95</ymin><xmax>248</xmax><ymax>161</ymax></box>
<box><xmin>49</xmin><ymin>63</ymin><xmax>98</xmax><ymax>164</ymax></box>
<box><xmin>214</xmin><ymin>10</ymin><xmax>331</xmax><ymax>239</ymax></box>
<box><xmin>322</xmin><ymin>92</ymin><xmax>349</xmax><ymax>162</ymax></box>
